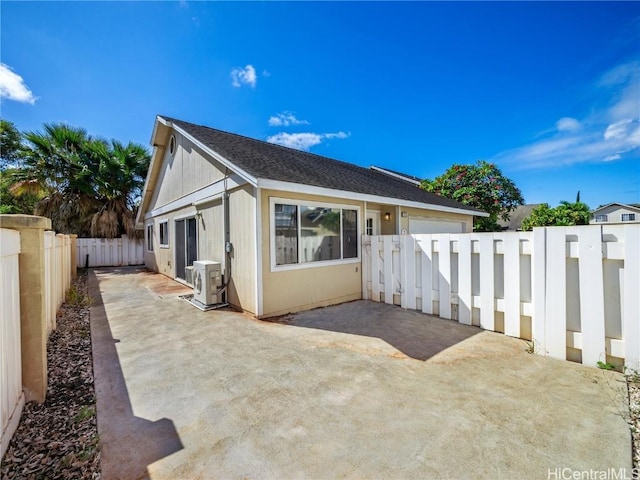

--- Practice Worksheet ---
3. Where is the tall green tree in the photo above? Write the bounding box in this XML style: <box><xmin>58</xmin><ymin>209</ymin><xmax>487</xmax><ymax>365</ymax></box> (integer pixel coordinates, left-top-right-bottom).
<box><xmin>0</xmin><ymin>120</ymin><xmax>23</xmax><ymax>169</ymax></box>
<box><xmin>421</xmin><ymin>160</ymin><xmax>524</xmax><ymax>231</ymax></box>
<box><xmin>521</xmin><ymin>200</ymin><xmax>590</xmax><ymax>230</ymax></box>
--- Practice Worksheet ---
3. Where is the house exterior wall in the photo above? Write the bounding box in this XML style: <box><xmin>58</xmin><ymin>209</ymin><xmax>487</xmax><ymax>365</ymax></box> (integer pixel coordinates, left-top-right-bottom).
<box><xmin>227</xmin><ymin>184</ymin><xmax>256</xmax><ymax>314</ymax></box>
<box><xmin>590</xmin><ymin>205</ymin><xmax>640</xmax><ymax>224</ymax></box>
<box><xmin>150</xmin><ymin>133</ymin><xmax>226</xmax><ymax>210</ymax></box>
<box><xmin>259</xmin><ymin>188</ymin><xmax>365</xmax><ymax>318</ymax></box>
<box><xmin>142</xmin><ymin>130</ymin><xmax>257</xmax><ymax>314</ymax></box>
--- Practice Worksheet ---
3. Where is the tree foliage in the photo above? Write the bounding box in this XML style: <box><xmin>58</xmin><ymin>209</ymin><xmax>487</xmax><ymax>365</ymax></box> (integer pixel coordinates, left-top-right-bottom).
<box><xmin>4</xmin><ymin>122</ymin><xmax>150</xmax><ymax>238</ymax></box>
<box><xmin>521</xmin><ymin>201</ymin><xmax>590</xmax><ymax>231</ymax></box>
<box><xmin>420</xmin><ymin>160</ymin><xmax>524</xmax><ymax>231</ymax></box>
<box><xmin>0</xmin><ymin>120</ymin><xmax>23</xmax><ymax>169</ymax></box>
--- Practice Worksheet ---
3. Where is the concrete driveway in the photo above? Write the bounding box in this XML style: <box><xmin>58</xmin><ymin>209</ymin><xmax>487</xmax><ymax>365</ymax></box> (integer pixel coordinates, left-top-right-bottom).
<box><xmin>90</xmin><ymin>267</ymin><xmax>631</xmax><ymax>479</ymax></box>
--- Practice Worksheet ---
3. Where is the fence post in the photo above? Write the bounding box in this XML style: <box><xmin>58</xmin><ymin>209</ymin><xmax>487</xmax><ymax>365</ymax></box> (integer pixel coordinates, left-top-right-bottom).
<box><xmin>69</xmin><ymin>234</ymin><xmax>77</xmax><ymax>280</ymax></box>
<box><xmin>0</xmin><ymin>215</ymin><xmax>52</xmax><ymax>404</ymax></box>
<box><xmin>624</xmin><ymin>225</ymin><xmax>640</xmax><ymax>370</ymax></box>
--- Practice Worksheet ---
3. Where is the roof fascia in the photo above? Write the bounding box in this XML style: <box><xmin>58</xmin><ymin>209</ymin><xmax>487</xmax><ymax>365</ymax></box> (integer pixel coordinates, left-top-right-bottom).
<box><xmin>370</xmin><ymin>166</ymin><xmax>422</xmax><ymax>186</ymax></box>
<box><xmin>256</xmin><ymin>179</ymin><xmax>489</xmax><ymax>217</ymax></box>
<box><xmin>591</xmin><ymin>202</ymin><xmax>640</xmax><ymax>214</ymax></box>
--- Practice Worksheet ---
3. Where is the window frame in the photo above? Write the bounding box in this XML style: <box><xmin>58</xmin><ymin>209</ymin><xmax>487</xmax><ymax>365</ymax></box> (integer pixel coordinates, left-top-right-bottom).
<box><xmin>159</xmin><ymin>220</ymin><xmax>170</xmax><ymax>248</ymax></box>
<box><xmin>594</xmin><ymin>214</ymin><xmax>608</xmax><ymax>223</ymax></box>
<box><xmin>269</xmin><ymin>197</ymin><xmax>360</xmax><ymax>272</ymax></box>
<box><xmin>622</xmin><ymin>213</ymin><xmax>636</xmax><ymax>222</ymax></box>
<box><xmin>146</xmin><ymin>224</ymin><xmax>154</xmax><ymax>252</ymax></box>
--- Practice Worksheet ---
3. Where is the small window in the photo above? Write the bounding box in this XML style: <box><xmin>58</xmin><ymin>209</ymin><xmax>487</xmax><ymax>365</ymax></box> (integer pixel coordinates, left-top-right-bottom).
<box><xmin>594</xmin><ymin>214</ymin><xmax>608</xmax><ymax>223</ymax></box>
<box><xmin>622</xmin><ymin>213</ymin><xmax>636</xmax><ymax>222</ymax></box>
<box><xmin>159</xmin><ymin>221</ymin><xmax>169</xmax><ymax>247</ymax></box>
<box><xmin>146</xmin><ymin>225</ymin><xmax>154</xmax><ymax>252</ymax></box>
<box><xmin>169</xmin><ymin>135</ymin><xmax>176</xmax><ymax>156</ymax></box>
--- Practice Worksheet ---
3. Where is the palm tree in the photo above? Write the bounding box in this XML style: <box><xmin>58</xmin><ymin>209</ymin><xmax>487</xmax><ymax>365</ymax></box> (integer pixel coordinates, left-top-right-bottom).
<box><xmin>90</xmin><ymin>140</ymin><xmax>150</xmax><ymax>238</ymax></box>
<box><xmin>10</xmin><ymin>123</ymin><xmax>150</xmax><ymax>238</ymax></box>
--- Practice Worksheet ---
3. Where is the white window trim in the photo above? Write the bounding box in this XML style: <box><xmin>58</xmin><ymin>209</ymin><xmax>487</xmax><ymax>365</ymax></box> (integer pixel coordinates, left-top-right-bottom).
<box><xmin>146</xmin><ymin>223</ymin><xmax>154</xmax><ymax>252</ymax></box>
<box><xmin>594</xmin><ymin>214</ymin><xmax>608</xmax><ymax>223</ymax></box>
<box><xmin>269</xmin><ymin>197</ymin><xmax>361</xmax><ymax>272</ymax></box>
<box><xmin>159</xmin><ymin>219</ymin><xmax>170</xmax><ymax>248</ymax></box>
<box><xmin>622</xmin><ymin>213</ymin><xmax>636</xmax><ymax>222</ymax></box>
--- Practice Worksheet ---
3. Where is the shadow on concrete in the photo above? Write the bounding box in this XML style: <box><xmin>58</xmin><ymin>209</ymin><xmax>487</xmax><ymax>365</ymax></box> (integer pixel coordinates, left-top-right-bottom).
<box><xmin>271</xmin><ymin>300</ymin><xmax>482</xmax><ymax>361</ymax></box>
<box><xmin>89</xmin><ymin>270</ymin><xmax>183</xmax><ymax>480</ymax></box>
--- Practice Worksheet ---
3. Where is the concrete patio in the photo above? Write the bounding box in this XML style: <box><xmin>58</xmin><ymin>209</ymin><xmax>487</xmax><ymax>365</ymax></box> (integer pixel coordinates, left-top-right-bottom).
<box><xmin>90</xmin><ymin>267</ymin><xmax>631</xmax><ymax>479</ymax></box>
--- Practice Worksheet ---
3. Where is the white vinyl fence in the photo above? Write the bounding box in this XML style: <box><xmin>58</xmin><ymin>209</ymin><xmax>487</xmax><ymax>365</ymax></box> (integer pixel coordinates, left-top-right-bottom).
<box><xmin>1</xmin><ymin>226</ymin><xmax>74</xmax><ymax>457</ymax></box>
<box><xmin>362</xmin><ymin>225</ymin><xmax>640</xmax><ymax>368</ymax></box>
<box><xmin>44</xmin><ymin>232</ymin><xmax>72</xmax><ymax>334</ymax></box>
<box><xmin>76</xmin><ymin>235</ymin><xmax>144</xmax><ymax>267</ymax></box>
<box><xmin>1</xmin><ymin>229</ymin><xmax>23</xmax><ymax>458</ymax></box>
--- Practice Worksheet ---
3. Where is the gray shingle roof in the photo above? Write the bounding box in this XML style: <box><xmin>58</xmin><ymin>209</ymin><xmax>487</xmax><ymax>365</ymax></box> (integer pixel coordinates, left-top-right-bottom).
<box><xmin>161</xmin><ymin>116</ymin><xmax>484</xmax><ymax>214</ymax></box>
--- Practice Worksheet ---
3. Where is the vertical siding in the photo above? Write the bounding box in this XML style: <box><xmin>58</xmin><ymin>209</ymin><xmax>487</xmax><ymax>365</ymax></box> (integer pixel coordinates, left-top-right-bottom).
<box><xmin>150</xmin><ymin>133</ymin><xmax>226</xmax><ymax>210</ymax></box>
<box><xmin>228</xmin><ymin>185</ymin><xmax>257</xmax><ymax>314</ymax></box>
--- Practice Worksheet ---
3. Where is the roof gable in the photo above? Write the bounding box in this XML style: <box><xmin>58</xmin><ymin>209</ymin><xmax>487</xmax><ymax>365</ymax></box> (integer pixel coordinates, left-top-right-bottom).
<box><xmin>156</xmin><ymin>116</ymin><xmax>484</xmax><ymax>215</ymax></box>
<box><xmin>592</xmin><ymin>202</ymin><xmax>640</xmax><ymax>214</ymax></box>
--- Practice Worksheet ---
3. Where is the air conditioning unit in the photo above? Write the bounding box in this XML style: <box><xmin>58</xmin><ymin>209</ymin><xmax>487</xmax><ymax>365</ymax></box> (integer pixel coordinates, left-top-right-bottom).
<box><xmin>193</xmin><ymin>260</ymin><xmax>223</xmax><ymax>306</ymax></box>
<box><xmin>184</xmin><ymin>266</ymin><xmax>195</xmax><ymax>285</ymax></box>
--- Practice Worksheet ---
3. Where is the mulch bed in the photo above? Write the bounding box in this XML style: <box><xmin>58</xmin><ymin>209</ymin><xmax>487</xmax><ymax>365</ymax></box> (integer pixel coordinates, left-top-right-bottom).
<box><xmin>1</xmin><ymin>270</ymin><xmax>100</xmax><ymax>479</ymax></box>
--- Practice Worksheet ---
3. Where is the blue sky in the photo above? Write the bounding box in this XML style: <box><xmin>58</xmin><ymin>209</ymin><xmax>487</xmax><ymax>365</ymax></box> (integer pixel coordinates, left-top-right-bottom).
<box><xmin>2</xmin><ymin>1</ymin><xmax>639</xmax><ymax>209</ymax></box>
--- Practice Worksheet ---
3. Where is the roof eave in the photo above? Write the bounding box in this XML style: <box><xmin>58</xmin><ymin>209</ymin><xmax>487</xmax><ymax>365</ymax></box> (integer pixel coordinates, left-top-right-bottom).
<box><xmin>256</xmin><ymin>178</ymin><xmax>489</xmax><ymax>217</ymax></box>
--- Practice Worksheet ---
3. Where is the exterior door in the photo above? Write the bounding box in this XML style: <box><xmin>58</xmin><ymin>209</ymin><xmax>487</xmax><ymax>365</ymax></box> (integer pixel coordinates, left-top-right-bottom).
<box><xmin>175</xmin><ymin>217</ymin><xmax>198</xmax><ymax>280</ymax></box>
<box><xmin>365</xmin><ymin>211</ymin><xmax>381</xmax><ymax>236</ymax></box>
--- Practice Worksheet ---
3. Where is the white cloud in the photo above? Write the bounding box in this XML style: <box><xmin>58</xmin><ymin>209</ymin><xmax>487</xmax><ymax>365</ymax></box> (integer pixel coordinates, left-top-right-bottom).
<box><xmin>556</xmin><ymin>117</ymin><xmax>580</xmax><ymax>132</ymax></box>
<box><xmin>267</xmin><ymin>131</ymin><xmax>350</xmax><ymax>151</ymax></box>
<box><xmin>492</xmin><ymin>60</ymin><xmax>640</xmax><ymax>168</ymax></box>
<box><xmin>230</xmin><ymin>65</ymin><xmax>257</xmax><ymax>88</ymax></box>
<box><xmin>0</xmin><ymin>63</ymin><xmax>36</xmax><ymax>104</ymax></box>
<box><xmin>268</xmin><ymin>111</ymin><xmax>309</xmax><ymax>127</ymax></box>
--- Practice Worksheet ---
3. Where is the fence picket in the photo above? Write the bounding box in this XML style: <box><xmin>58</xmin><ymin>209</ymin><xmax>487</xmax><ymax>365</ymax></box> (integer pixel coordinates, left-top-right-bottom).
<box><xmin>457</xmin><ymin>235</ymin><xmax>472</xmax><ymax>325</ymax></box>
<box><xmin>419</xmin><ymin>235</ymin><xmax>433</xmax><ymax>314</ymax></box>
<box><xmin>479</xmin><ymin>234</ymin><xmax>495</xmax><ymax>331</ymax></box>
<box><xmin>532</xmin><ymin>227</ymin><xmax>547</xmax><ymax>355</ymax></box>
<box><xmin>437</xmin><ymin>235</ymin><xmax>452</xmax><ymax>319</ymax></box>
<box><xmin>624</xmin><ymin>226</ymin><xmax>640</xmax><ymax>369</ymax></box>
<box><xmin>504</xmin><ymin>233</ymin><xmax>521</xmax><ymax>337</ymax></box>
<box><xmin>403</xmin><ymin>235</ymin><xmax>416</xmax><ymax>310</ymax></box>
<box><xmin>575</xmin><ymin>226</ymin><xmax>606</xmax><ymax>366</ymax></box>
<box><xmin>545</xmin><ymin>227</ymin><xmax>567</xmax><ymax>360</ymax></box>
<box><xmin>383</xmin><ymin>236</ymin><xmax>393</xmax><ymax>304</ymax></box>
<box><xmin>371</xmin><ymin>236</ymin><xmax>380</xmax><ymax>302</ymax></box>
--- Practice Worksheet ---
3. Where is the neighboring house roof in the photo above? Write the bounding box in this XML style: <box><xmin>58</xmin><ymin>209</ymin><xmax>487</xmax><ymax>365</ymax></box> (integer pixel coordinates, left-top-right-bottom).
<box><xmin>369</xmin><ymin>166</ymin><xmax>422</xmax><ymax>186</ymax></box>
<box><xmin>498</xmin><ymin>204</ymin><xmax>541</xmax><ymax>231</ymax></box>
<box><xmin>147</xmin><ymin>116</ymin><xmax>485</xmax><ymax>217</ymax></box>
<box><xmin>591</xmin><ymin>202</ymin><xmax>640</xmax><ymax>214</ymax></box>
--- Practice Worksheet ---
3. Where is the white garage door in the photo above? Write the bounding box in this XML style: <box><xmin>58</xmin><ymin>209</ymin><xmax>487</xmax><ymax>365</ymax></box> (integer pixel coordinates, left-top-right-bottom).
<box><xmin>408</xmin><ymin>218</ymin><xmax>465</xmax><ymax>234</ymax></box>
